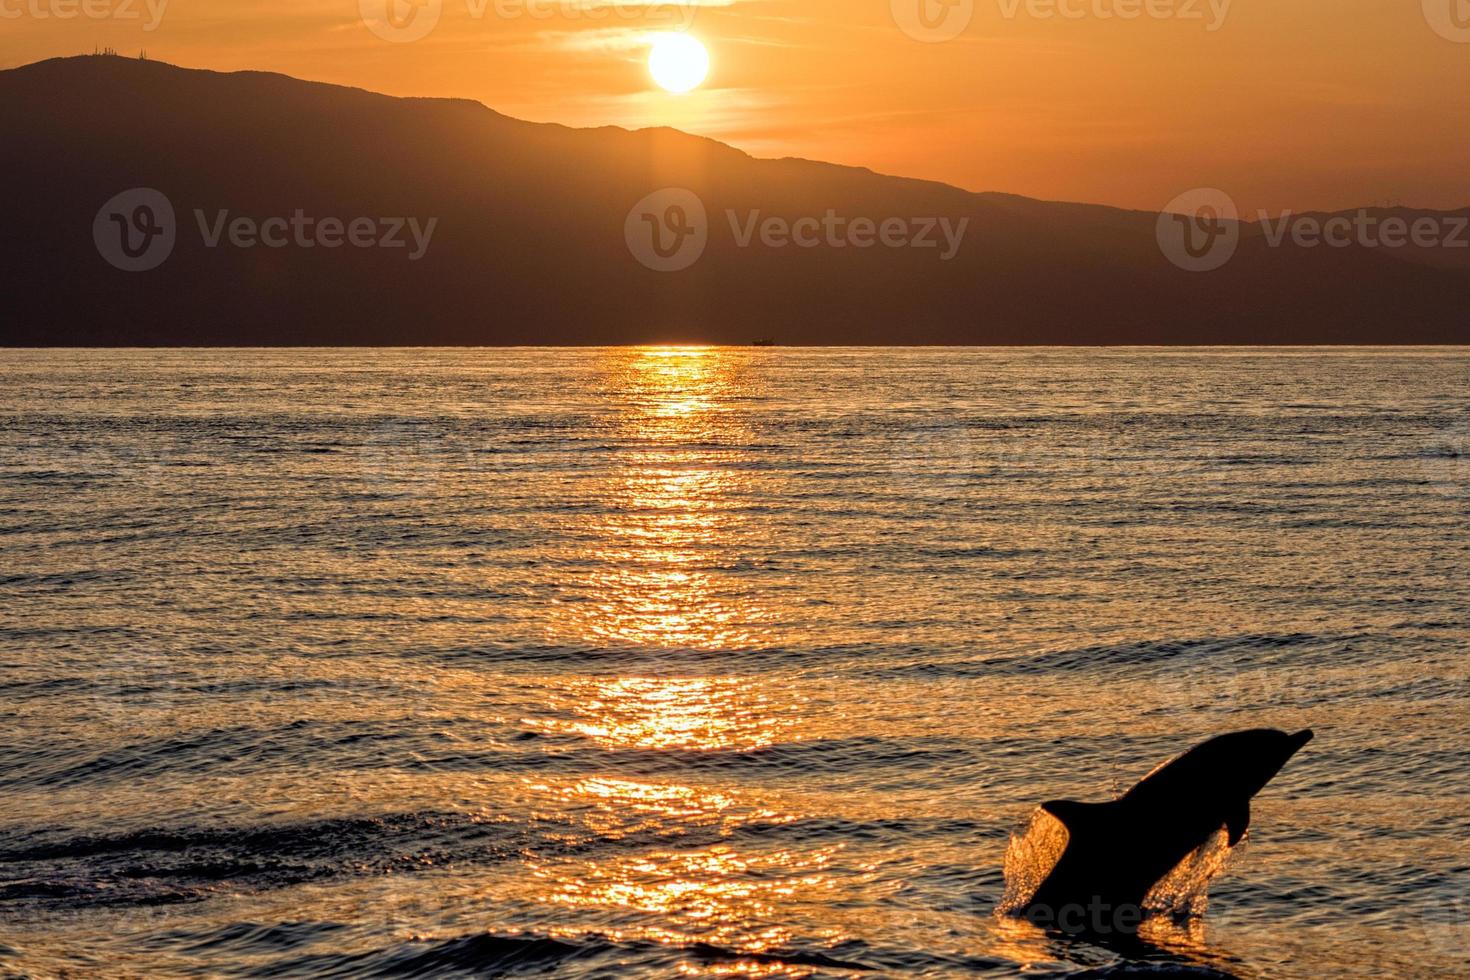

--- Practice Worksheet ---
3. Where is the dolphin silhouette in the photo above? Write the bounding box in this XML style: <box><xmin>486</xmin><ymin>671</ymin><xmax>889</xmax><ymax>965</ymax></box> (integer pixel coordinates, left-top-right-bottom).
<box><xmin>1021</xmin><ymin>728</ymin><xmax>1314</xmax><ymax>933</ymax></box>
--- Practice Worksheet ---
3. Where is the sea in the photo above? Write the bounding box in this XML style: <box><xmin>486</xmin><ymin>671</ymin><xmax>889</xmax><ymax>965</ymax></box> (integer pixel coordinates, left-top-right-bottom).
<box><xmin>0</xmin><ymin>347</ymin><xmax>1466</xmax><ymax>978</ymax></box>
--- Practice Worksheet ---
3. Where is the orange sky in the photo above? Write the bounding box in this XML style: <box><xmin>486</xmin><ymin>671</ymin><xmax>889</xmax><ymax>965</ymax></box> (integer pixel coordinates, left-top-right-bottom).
<box><xmin>5</xmin><ymin>0</ymin><xmax>1468</xmax><ymax>213</ymax></box>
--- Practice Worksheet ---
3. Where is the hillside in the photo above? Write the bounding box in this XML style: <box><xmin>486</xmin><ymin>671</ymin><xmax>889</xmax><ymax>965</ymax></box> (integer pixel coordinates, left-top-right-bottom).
<box><xmin>1</xmin><ymin>55</ymin><xmax>1466</xmax><ymax>345</ymax></box>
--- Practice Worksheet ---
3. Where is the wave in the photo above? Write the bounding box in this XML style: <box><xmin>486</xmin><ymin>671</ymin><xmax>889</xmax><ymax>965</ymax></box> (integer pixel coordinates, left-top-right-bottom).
<box><xmin>0</xmin><ymin>804</ymin><xmax>1002</xmax><ymax>912</ymax></box>
<box><xmin>246</xmin><ymin>932</ymin><xmax>879</xmax><ymax>979</ymax></box>
<box><xmin>859</xmin><ymin>632</ymin><xmax>1351</xmax><ymax>680</ymax></box>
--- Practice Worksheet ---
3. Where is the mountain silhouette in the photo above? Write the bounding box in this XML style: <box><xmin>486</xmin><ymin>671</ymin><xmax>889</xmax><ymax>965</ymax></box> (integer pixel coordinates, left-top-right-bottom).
<box><xmin>2</xmin><ymin>54</ymin><xmax>1466</xmax><ymax>346</ymax></box>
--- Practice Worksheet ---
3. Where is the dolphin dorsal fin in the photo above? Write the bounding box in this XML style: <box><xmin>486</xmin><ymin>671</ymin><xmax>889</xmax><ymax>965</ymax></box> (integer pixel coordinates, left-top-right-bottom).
<box><xmin>1226</xmin><ymin>803</ymin><xmax>1251</xmax><ymax>846</ymax></box>
<box><xmin>1041</xmin><ymin>800</ymin><xmax>1112</xmax><ymax>838</ymax></box>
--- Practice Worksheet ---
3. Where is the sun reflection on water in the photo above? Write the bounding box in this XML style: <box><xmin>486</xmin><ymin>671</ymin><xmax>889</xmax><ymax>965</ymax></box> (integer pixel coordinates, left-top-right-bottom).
<box><xmin>528</xmin><ymin>676</ymin><xmax>798</xmax><ymax>752</ymax></box>
<box><xmin>529</xmin><ymin>842</ymin><xmax>841</xmax><ymax>954</ymax></box>
<box><xmin>525</xmin><ymin>350</ymin><xmax>817</xmax><ymax>964</ymax></box>
<box><xmin>554</xmin><ymin>347</ymin><xmax>771</xmax><ymax>651</ymax></box>
<box><xmin>515</xmin><ymin>776</ymin><xmax>826</xmax><ymax>964</ymax></box>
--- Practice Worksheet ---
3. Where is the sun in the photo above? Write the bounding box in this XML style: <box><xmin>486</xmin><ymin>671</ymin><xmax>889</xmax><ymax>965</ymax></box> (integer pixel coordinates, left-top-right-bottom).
<box><xmin>648</xmin><ymin>33</ymin><xmax>709</xmax><ymax>94</ymax></box>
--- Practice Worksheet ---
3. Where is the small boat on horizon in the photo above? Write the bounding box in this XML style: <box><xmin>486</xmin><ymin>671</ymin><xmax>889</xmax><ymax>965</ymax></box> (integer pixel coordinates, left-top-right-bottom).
<box><xmin>752</xmin><ymin>338</ymin><xmax>777</xmax><ymax>347</ymax></box>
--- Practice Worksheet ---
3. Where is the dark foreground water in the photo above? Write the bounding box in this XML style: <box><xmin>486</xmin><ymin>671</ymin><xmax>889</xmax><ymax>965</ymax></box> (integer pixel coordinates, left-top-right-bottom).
<box><xmin>0</xmin><ymin>348</ymin><xmax>1467</xmax><ymax>978</ymax></box>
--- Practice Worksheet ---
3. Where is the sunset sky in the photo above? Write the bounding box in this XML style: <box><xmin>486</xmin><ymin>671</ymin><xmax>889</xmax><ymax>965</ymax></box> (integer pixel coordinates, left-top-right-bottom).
<box><xmin>6</xmin><ymin>0</ymin><xmax>1468</xmax><ymax>214</ymax></box>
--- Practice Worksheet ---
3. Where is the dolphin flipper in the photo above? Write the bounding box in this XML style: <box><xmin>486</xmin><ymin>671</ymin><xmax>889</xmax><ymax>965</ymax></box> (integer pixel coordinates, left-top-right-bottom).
<box><xmin>1226</xmin><ymin>802</ymin><xmax>1250</xmax><ymax>846</ymax></box>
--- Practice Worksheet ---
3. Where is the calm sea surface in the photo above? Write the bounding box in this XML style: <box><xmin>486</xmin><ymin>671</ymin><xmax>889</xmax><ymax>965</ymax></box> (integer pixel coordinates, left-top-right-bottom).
<box><xmin>1</xmin><ymin>348</ymin><xmax>1467</xmax><ymax>978</ymax></box>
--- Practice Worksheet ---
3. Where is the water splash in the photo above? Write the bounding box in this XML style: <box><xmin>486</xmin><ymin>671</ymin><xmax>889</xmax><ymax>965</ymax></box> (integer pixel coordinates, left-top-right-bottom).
<box><xmin>996</xmin><ymin>808</ymin><xmax>1239</xmax><ymax>921</ymax></box>
<box><xmin>1143</xmin><ymin>828</ymin><xmax>1238</xmax><ymax>919</ymax></box>
<box><xmin>995</xmin><ymin>808</ymin><xmax>1070</xmax><ymax>916</ymax></box>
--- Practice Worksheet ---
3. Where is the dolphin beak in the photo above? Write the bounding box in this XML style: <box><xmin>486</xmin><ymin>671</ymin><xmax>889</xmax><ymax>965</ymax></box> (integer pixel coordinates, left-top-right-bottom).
<box><xmin>1287</xmin><ymin>729</ymin><xmax>1314</xmax><ymax>756</ymax></box>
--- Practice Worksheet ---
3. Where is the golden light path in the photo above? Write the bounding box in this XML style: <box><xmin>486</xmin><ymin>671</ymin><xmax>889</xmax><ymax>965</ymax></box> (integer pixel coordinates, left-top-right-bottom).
<box><xmin>529</xmin><ymin>676</ymin><xmax>793</xmax><ymax>753</ymax></box>
<box><xmin>518</xmin><ymin>348</ymin><xmax>831</xmax><ymax>968</ymax></box>
<box><xmin>557</xmin><ymin>347</ymin><xmax>770</xmax><ymax>653</ymax></box>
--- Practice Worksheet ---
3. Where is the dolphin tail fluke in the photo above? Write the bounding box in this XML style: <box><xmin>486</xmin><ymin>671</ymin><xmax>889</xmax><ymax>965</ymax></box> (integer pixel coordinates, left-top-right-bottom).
<box><xmin>1040</xmin><ymin>799</ymin><xmax>1114</xmax><ymax>840</ymax></box>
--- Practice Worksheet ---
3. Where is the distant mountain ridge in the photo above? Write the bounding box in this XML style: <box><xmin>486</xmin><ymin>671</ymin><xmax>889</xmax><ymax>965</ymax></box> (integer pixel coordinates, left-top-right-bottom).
<box><xmin>2</xmin><ymin>55</ymin><xmax>1466</xmax><ymax>345</ymax></box>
